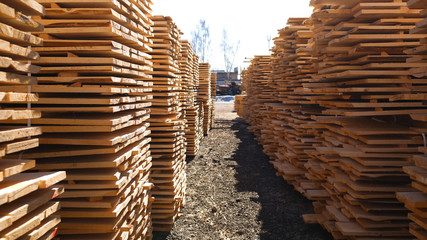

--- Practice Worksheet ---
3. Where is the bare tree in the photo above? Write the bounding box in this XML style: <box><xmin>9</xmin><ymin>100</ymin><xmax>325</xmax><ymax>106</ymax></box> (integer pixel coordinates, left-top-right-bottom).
<box><xmin>267</xmin><ymin>35</ymin><xmax>272</xmax><ymax>52</ymax></box>
<box><xmin>191</xmin><ymin>19</ymin><xmax>211</xmax><ymax>63</ymax></box>
<box><xmin>220</xmin><ymin>28</ymin><xmax>240</xmax><ymax>84</ymax></box>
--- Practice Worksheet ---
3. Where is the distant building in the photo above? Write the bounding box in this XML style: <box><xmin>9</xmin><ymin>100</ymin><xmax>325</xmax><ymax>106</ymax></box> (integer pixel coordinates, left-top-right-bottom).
<box><xmin>212</xmin><ymin>67</ymin><xmax>240</xmax><ymax>85</ymax></box>
<box><xmin>212</xmin><ymin>68</ymin><xmax>241</xmax><ymax>95</ymax></box>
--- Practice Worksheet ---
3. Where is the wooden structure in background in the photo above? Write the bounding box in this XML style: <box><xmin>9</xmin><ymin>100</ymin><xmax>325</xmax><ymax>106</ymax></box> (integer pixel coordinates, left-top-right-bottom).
<box><xmin>0</xmin><ymin>1</ymin><xmax>66</xmax><ymax>239</ymax></box>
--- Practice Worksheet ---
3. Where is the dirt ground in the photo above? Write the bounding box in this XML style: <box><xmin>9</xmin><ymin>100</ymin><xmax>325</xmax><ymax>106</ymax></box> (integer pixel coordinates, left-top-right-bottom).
<box><xmin>153</xmin><ymin>101</ymin><xmax>332</xmax><ymax>240</ymax></box>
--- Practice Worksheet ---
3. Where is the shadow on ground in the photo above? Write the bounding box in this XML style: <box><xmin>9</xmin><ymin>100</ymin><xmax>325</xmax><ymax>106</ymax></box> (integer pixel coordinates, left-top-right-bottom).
<box><xmin>229</xmin><ymin>118</ymin><xmax>332</xmax><ymax>240</ymax></box>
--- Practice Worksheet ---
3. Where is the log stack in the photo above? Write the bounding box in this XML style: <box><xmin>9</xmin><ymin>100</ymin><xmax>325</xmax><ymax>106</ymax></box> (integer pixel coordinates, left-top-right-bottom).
<box><xmin>396</xmin><ymin>0</ymin><xmax>427</xmax><ymax>239</ymax></box>
<box><xmin>242</xmin><ymin>0</ymin><xmax>427</xmax><ymax>239</ymax></box>
<box><xmin>148</xmin><ymin>15</ymin><xmax>187</xmax><ymax>231</ymax></box>
<box><xmin>198</xmin><ymin>63</ymin><xmax>213</xmax><ymax>135</ymax></box>
<box><xmin>5</xmin><ymin>0</ymin><xmax>156</xmax><ymax>239</ymax></box>
<box><xmin>0</xmin><ymin>0</ymin><xmax>66</xmax><ymax>239</ymax></box>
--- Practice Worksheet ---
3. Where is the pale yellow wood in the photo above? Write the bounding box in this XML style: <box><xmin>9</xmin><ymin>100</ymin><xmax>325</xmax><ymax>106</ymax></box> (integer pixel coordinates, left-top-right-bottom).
<box><xmin>0</xmin><ymin>110</ymin><xmax>40</xmax><ymax>121</ymax></box>
<box><xmin>0</xmin><ymin>127</ymin><xmax>41</xmax><ymax>143</ymax></box>
<box><xmin>18</xmin><ymin>215</ymin><xmax>60</xmax><ymax>240</ymax></box>
<box><xmin>0</xmin><ymin>22</ymin><xmax>42</xmax><ymax>46</ymax></box>
<box><xmin>0</xmin><ymin>188</ymin><xmax>62</xmax><ymax>232</ymax></box>
<box><xmin>0</xmin><ymin>202</ymin><xmax>60</xmax><ymax>240</ymax></box>
<box><xmin>0</xmin><ymin>0</ymin><xmax>44</xmax><ymax>16</ymax></box>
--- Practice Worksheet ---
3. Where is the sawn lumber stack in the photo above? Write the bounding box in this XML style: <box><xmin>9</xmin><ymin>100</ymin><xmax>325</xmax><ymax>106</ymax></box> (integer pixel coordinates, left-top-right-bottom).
<box><xmin>179</xmin><ymin>40</ymin><xmax>202</xmax><ymax>156</ymax></box>
<box><xmin>198</xmin><ymin>63</ymin><xmax>213</xmax><ymax>135</ymax></box>
<box><xmin>0</xmin><ymin>1</ymin><xmax>66</xmax><ymax>239</ymax></box>
<box><xmin>396</xmin><ymin>0</ymin><xmax>427</xmax><ymax>239</ymax></box>
<box><xmin>148</xmin><ymin>15</ymin><xmax>187</xmax><ymax>231</ymax></box>
<box><xmin>7</xmin><ymin>0</ymin><xmax>156</xmax><ymax>239</ymax></box>
<box><xmin>241</xmin><ymin>0</ymin><xmax>427</xmax><ymax>239</ymax></box>
<box><xmin>0</xmin><ymin>0</ymin><xmax>211</xmax><ymax>237</ymax></box>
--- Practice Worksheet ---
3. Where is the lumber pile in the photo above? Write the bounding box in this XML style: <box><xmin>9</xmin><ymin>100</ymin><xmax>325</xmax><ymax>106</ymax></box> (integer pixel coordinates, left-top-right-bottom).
<box><xmin>396</xmin><ymin>0</ymin><xmax>427</xmax><ymax>239</ymax></box>
<box><xmin>210</xmin><ymin>72</ymin><xmax>217</xmax><ymax>100</ymax></box>
<box><xmin>148</xmin><ymin>15</ymin><xmax>187</xmax><ymax>231</ymax></box>
<box><xmin>241</xmin><ymin>55</ymin><xmax>274</xmax><ymax>138</ymax></box>
<box><xmin>305</xmin><ymin>1</ymin><xmax>425</xmax><ymax>238</ymax></box>
<box><xmin>179</xmin><ymin>40</ymin><xmax>202</xmax><ymax>156</ymax></box>
<box><xmin>198</xmin><ymin>63</ymin><xmax>213</xmax><ymax>135</ymax></box>
<box><xmin>5</xmin><ymin>0</ymin><xmax>156</xmax><ymax>239</ymax></box>
<box><xmin>242</xmin><ymin>0</ymin><xmax>427</xmax><ymax>239</ymax></box>
<box><xmin>261</xmin><ymin>18</ymin><xmax>321</xmax><ymax>198</ymax></box>
<box><xmin>234</xmin><ymin>95</ymin><xmax>247</xmax><ymax>118</ymax></box>
<box><xmin>0</xmin><ymin>1</ymin><xmax>66</xmax><ymax>239</ymax></box>
<box><xmin>209</xmin><ymin>72</ymin><xmax>216</xmax><ymax>129</ymax></box>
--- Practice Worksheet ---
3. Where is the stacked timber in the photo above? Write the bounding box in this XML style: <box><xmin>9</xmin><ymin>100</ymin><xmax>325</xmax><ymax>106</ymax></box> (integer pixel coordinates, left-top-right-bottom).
<box><xmin>0</xmin><ymin>1</ymin><xmax>66</xmax><ymax>239</ymax></box>
<box><xmin>209</xmin><ymin>72</ymin><xmax>217</xmax><ymax>129</ymax></box>
<box><xmin>148</xmin><ymin>15</ymin><xmax>187</xmax><ymax>231</ymax></box>
<box><xmin>234</xmin><ymin>95</ymin><xmax>247</xmax><ymax>118</ymax></box>
<box><xmin>260</xmin><ymin>18</ymin><xmax>324</xmax><ymax>198</ymax></box>
<box><xmin>198</xmin><ymin>63</ymin><xmax>213</xmax><ymax>135</ymax></box>
<box><xmin>210</xmin><ymin>72</ymin><xmax>217</xmax><ymax>100</ymax></box>
<box><xmin>7</xmin><ymin>0</ymin><xmax>156</xmax><ymax>239</ymax></box>
<box><xmin>183</xmin><ymin>104</ymin><xmax>201</xmax><ymax>156</ymax></box>
<box><xmin>191</xmin><ymin>56</ymin><xmax>204</xmax><ymax>147</ymax></box>
<box><xmin>209</xmin><ymin>73</ymin><xmax>218</xmax><ymax>129</ymax></box>
<box><xmin>303</xmin><ymin>1</ymin><xmax>426</xmax><ymax>238</ymax></box>
<box><xmin>179</xmin><ymin>40</ymin><xmax>202</xmax><ymax>156</ymax></box>
<box><xmin>178</xmin><ymin>40</ymin><xmax>197</xmax><ymax>109</ymax></box>
<box><xmin>396</xmin><ymin>0</ymin><xmax>427</xmax><ymax>239</ymax></box>
<box><xmin>242</xmin><ymin>0</ymin><xmax>427</xmax><ymax>239</ymax></box>
<box><xmin>241</xmin><ymin>55</ymin><xmax>274</xmax><ymax>139</ymax></box>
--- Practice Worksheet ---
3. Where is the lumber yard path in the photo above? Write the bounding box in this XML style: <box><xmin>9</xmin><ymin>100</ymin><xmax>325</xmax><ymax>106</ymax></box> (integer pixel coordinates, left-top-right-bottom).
<box><xmin>153</xmin><ymin>101</ymin><xmax>332</xmax><ymax>240</ymax></box>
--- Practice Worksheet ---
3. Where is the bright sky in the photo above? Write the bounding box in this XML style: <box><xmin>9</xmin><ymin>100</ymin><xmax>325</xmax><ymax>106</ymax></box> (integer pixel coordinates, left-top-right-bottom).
<box><xmin>152</xmin><ymin>0</ymin><xmax>314</xmax><ymax>71</ymax></box>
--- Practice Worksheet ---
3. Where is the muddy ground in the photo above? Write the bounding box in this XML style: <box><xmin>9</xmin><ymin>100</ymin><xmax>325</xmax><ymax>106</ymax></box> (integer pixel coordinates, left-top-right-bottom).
<box><xmin>153</xmin><ymin>101</ymin><xmax>332</xmax><ymax>240</ymax></box>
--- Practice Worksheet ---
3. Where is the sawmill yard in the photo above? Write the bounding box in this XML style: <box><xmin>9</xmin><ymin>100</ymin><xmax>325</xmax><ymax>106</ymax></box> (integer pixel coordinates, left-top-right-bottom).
<box><xmin>1</xmin><ymin>0</ymin><xmax>427</xmax><ymax>240</ymax></box>
<box><xmin>154</xmin><ymin>101</ymin><xmax>332</xmax><ymax>240</ymax></box>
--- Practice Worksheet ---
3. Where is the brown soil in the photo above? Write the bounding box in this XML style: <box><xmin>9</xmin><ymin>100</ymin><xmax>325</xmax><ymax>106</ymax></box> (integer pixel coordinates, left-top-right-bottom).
<box><xmin>153</xmin><ymin>101</ymin><xmax>332</xmax><ymax>240</ymax></box>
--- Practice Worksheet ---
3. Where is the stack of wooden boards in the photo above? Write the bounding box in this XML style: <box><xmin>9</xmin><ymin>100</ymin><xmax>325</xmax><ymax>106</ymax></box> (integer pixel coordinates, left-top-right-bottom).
<box><xmin>179</xmin><ymin>40</ymin><xmax>202</xmax><ymax>156</ymax></box>
<box><xmin>148</xmin><ymin>16</ymin><xmax>187</xmax><ymax>231</ymax></box>
<box><xmin>210</xmin><ymin>72</ymin><xmax>217</xmax><ymax>100</ymax></box>
<box><xmin>209</xmin><ymin>72</ymin><xmax>216</xmax><ymax>130</ymax></box>
<box><xmin>7</xmin><ymin>0</ymin><xmax>156</xmax><ymax>239</ymax></box>
<box><xmin>0</xmin><ymin>0</ymin><xmax>66</xmax><ymax>239</ymax></box>
<box><xmin>234</xmin><ymin>95</ymin><xmax>247</xmax><ymax>118</ymax></box>
<box><xmin>0</xmin><ymin>0</ymin><xmax>212</xmax><ymax>236</ymax></box>
<box><xmin>197</xmin><ymin>63</ymin><xmax>213</xmax><ymax>135</ymax></box>
<box><xmin>240</xmin><ymin>0</ymin><xmax>427</xmax><ymax>239</ymax></box>
<box><xmin>240</xmin><ymin>55</ymin><xmax>273</xmax><ymax>139</ymax></box>
<box><xmin>396</xmin><ymin>0</ymin><xmax>427</xmax><ymax>239</ymax></box>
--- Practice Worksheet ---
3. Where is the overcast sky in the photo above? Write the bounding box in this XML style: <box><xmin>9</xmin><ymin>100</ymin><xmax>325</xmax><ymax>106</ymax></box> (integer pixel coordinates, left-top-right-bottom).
<box><xmin>152</xmin><ymin>0</ymin><xmax>313</xmax><ymax>70</ymax></box>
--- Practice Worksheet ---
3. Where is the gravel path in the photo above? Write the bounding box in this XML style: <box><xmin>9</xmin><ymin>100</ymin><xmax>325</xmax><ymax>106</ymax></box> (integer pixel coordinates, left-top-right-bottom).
<box><xmin>153</xmin><ymin>102</ymin><xmax>332</xmax><ymax>240</ymax></box>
